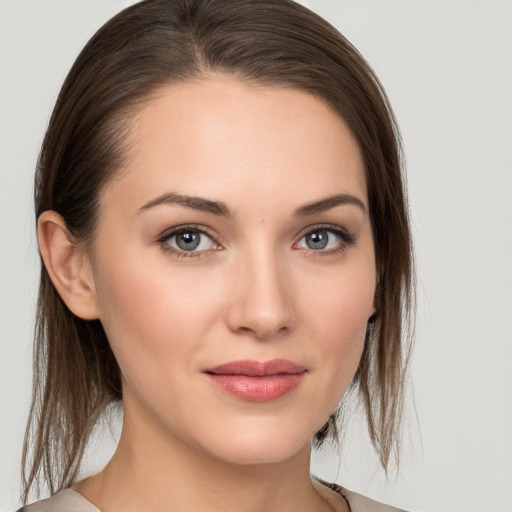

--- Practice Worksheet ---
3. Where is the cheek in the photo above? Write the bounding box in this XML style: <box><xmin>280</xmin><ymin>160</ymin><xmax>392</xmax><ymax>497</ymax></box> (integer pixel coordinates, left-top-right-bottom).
<box><xmin>91</xmin><ymin>247</ymin><xmax>224</xmax><ymax>373</ymax></box>
<box><xmin>302</xmin><ymin>260</ymin><xmax>375</xmax><ymax>386</ymax></box>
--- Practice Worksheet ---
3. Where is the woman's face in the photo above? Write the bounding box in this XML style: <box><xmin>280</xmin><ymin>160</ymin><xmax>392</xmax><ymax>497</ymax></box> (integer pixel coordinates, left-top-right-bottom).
<box><xmin>87</xmin><ymin>77</ymin><xmax>376</xmax><ymax>465</ymax></box>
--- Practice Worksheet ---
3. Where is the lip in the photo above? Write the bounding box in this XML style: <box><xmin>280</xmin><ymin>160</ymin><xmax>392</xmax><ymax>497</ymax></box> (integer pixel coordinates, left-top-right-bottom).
<box><xmin>204</xmin><ymin>359</ymin><xmax>307</xmax><ymax>402</ymax></box>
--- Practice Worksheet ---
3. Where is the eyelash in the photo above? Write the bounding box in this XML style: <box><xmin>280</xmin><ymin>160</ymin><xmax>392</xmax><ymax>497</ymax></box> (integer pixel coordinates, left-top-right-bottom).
<box><xmin>156</xmin><ymin>223</ymin><xmax>356</xmax><ymax>259</ymax></box>
<box><xmin>295</xmin><ymin>224</ymin><xmax>357</xmax><ymax>257</ymax></box>
<box><xmin>157</xmin><ymin>224</ymin><xmax>220</xmax><ymax>259</ymax></box>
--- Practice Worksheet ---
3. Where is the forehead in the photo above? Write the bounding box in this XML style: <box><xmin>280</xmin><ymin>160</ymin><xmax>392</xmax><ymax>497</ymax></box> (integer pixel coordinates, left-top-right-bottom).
<box><xmin>102</xmin><ymin>77</ymin><xmax>367</xmax><ymax>214</ymax></box>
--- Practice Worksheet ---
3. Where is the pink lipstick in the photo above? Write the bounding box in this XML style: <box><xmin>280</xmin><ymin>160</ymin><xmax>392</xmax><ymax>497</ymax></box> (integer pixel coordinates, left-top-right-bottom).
<box><xmin>204</xmin><ymin>359</ymin><xmax>306</xmax><ymax>402</ymax></box>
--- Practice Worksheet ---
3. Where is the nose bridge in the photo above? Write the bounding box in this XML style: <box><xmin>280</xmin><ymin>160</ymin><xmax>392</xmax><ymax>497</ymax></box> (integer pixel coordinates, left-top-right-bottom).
<box><xmin>227</xmin><ymin>240</ymin><xmax>294</xmax><ymax>339</ymax></box>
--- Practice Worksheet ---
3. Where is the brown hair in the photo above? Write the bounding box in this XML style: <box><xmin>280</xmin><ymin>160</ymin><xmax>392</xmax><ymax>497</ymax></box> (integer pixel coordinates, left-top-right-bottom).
<box><xmin>22</xmin><ymin>0</ymin><xmax>414</xmax><ymax>502</ymax></box>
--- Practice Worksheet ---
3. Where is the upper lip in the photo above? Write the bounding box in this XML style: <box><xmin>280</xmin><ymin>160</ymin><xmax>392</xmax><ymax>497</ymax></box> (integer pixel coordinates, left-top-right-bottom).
<box><xmin>204</xmin><ymin>359</ymin><xmax>307</xmax><ymax>377</ymax></box>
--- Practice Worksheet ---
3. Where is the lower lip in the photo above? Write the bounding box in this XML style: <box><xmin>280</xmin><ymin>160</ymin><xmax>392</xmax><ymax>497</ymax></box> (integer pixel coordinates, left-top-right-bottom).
<box><xmin>206</xmin><ymin>373</ymin><xmax>306</xmax><ymax>402</ymax></box>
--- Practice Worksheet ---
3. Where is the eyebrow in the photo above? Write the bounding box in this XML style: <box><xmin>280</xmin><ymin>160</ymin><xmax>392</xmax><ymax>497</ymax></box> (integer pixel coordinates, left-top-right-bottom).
<box><xmin>138</xmin><ymin>192</ymin><xmax>233</xmax><ymax>217</ymax></box>
<box><xmin>137</xmin><ymin>191</ymin><xmax>366</xmax><ymax>217</ymax></box>
<box><xmin>294</xmin><ymin>193</ymin><xmax>367</xmax><ymax>216</ymax></box>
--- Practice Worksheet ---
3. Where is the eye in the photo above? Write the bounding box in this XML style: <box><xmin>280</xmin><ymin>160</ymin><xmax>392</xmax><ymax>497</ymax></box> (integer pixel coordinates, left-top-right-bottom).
<box><xmin>295</xmin><ymin>226</ymin><xmax>355</xmax><ymax>253</ymax></box>
<box><xmin>158</xmin><ymin>226</ymin><xmax>219</xmax><ymax>257</ymax></box>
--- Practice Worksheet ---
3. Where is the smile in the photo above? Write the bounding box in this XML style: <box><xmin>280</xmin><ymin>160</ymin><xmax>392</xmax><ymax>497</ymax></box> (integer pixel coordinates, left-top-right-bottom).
<box><xmin>204</xmin><ymin>359</ymin><xmax>307</xmax><ymax>402</ymax></box>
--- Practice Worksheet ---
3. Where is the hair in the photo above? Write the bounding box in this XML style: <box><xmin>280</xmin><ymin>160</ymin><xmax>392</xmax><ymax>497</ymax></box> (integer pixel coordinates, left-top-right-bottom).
<box><xmin>22</xmin><ymin>0</ymin><xmax>414</xmax><ymax>503</ymax></box>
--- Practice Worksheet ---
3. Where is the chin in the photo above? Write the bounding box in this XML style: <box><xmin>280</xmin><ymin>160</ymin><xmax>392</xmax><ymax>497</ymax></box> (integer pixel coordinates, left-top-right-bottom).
<box><xmin>193</xmin><ymin>418</ymin><xmax>314</xmax><ymax>466</ymax></box>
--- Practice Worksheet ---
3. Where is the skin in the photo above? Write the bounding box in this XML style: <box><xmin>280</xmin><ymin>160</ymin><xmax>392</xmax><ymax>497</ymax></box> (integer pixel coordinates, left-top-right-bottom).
<box><xmin>39</xmin><ymin>77</ymin><xmax>376</xmax><ymax>512</ymax></box>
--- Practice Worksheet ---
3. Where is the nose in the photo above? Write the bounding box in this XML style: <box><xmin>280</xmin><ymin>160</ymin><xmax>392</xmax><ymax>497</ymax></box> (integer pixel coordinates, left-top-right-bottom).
<box><xmin>226</xmin><ymin>248</ymin><xmax>295</xmax><ymax>340</ymax></box>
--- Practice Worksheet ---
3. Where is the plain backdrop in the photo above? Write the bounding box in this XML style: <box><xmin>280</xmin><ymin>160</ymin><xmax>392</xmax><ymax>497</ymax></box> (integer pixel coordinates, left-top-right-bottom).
<box><xmin>1</xmin><ymin>1</ymin><xmax>511</xmax><ymax>511</ymax></box>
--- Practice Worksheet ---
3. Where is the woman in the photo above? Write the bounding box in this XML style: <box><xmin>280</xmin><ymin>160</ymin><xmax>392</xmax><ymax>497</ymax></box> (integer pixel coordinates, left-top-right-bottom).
<box><xmin>19</xmin><ymin>0</ymin><xmax>414</xmax><ymax>511</ymax></box>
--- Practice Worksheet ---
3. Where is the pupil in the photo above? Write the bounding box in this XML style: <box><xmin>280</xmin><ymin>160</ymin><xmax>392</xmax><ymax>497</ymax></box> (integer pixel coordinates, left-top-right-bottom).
<box><xmin>176</xmin><ymin>231</ymin><xmax>200</xmax><ymax>250</ymax></box>
<box><xmin>307</xmin><ymin>230</ymin><xmax>328</xmax><ymax>250</ymax></box>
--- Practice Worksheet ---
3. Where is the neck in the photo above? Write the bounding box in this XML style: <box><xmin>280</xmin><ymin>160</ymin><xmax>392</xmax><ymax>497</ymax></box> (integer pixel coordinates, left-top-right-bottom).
<box><xmin>75</xmin><ymin>407</ymin><xmax>337</xmax><ymax>512</ymax></box>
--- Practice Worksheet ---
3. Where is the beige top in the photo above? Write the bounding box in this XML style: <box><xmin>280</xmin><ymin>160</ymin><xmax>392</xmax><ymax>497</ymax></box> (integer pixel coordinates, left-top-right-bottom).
<box><xmin>17</xmin><ymin>481</ymin><xmax>408</xmax><ymax>512</ymax></box>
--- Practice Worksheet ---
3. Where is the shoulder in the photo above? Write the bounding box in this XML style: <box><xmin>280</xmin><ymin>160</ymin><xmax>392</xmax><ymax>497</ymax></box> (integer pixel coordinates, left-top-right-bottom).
<box><xmin>318</xmin><ymin>479</ymin><xmax>410</xmax><ymax>512</ymax></box>
<box><xmin>16</xmin><ymin>489</ymin><xmax>101</xmax><ymax>512</ymax></box>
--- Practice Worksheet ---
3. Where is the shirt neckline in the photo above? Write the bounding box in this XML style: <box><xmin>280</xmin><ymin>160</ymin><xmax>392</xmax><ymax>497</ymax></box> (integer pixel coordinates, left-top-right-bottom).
<box><xmin>66</xmin><ymin>479</ymin><xmax>352</xmax><ymax>512</ymax></box>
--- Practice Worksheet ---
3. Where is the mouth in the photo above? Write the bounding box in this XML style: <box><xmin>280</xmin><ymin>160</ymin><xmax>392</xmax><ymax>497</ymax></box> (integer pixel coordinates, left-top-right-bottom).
<box><xmin>203</xmin><ymin>359</ymin><xmax>307</xmax><ymax>402</ymax></box>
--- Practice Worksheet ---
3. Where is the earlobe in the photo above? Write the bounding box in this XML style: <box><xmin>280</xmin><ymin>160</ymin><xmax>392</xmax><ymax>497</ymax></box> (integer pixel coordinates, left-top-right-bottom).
<box><xmin>37</xmin><ymin>211</ymin><xmax>100</xmax><ymax>320</ymax></box>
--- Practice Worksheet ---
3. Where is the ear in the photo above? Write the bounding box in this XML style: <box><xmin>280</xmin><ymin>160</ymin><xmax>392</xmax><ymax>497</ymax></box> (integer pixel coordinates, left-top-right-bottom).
<box><xmin>38</xmin><ymin>210</ymin><xmax>100</xmax><ymax>320</ymax></box>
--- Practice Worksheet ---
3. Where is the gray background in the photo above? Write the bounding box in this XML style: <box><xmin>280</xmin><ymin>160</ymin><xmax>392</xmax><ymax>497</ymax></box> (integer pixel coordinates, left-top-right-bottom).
<box><xmin>1</xmin><ymin>1</ymin><xmax>511</xmax><ymax>511</ymax></box>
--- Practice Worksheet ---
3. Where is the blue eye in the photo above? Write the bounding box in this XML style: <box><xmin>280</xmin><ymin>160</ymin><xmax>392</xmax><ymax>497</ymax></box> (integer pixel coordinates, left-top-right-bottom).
<box><xmin>161</xmin><ymin>227</ymin><xmax>217</xmax><ymax>254</ymax></box>
<box><xmin>296</xmin><ymin>227</ymin><xmax>355</xmax><ymax>252</ymax></box>
<box><xmin>304</xmin><ymin>230</ymin><xmax>331</xmax><ymax>250</ymax></box>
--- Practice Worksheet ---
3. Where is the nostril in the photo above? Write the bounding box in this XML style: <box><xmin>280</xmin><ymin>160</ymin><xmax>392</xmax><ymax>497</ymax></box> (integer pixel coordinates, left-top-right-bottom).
<box><xmin>233</xmin><ymin>323</ymin><xmax>291</xmax><ymax>341</ymax></box>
